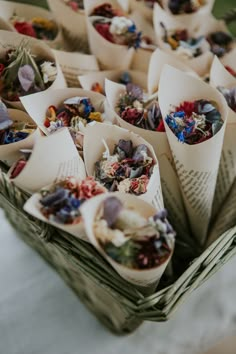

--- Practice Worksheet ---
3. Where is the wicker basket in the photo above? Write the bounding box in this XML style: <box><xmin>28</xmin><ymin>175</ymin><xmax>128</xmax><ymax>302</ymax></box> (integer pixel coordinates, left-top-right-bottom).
<box><xmin>1</xmin><ymin>166</ymin><xmax>236</xmax><ymax>335</ymax></box>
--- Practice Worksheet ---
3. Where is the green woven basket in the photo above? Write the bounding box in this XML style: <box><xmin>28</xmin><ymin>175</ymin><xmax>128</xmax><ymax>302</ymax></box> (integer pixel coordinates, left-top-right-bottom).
<box><xmin>1</xmin><ymin>166</ymin><xmax>236</xmax><ymax>335</ymax></box>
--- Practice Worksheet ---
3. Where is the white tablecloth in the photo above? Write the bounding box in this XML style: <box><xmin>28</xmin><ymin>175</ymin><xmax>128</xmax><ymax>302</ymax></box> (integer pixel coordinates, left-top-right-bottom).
<box><xmin>1</xmin><ymin>207</ymin><xmax>236</xmax><ymax>354</ymax></box>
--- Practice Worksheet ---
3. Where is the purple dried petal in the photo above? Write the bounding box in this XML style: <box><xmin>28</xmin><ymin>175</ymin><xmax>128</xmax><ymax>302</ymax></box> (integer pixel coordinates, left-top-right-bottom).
<box><xmin>117</xmin><ymin>139</ymin><xmax>133</xmax><ymax>158</ymax></box>
<box><xmin>126</xmin><ymin>83</ymin><xmax>143</xmax><ymax>101</ymax></box>
<box><xmin>103</xmin><ymin>196</ymin><xmax>123</xmax><ymax>227</ymax></box>
<box><xmin>40</xmin><ymin>187</ymin><xmax>69</xmax><ymax>208</ymax></box>
<box><xmin>132</xmin><ymin>144</ymin><xmax>148</xmax><ymax>163</ymax></box>
<box><xmin>0</xmin><ymin>101</ymin><xmax>13</xmax><ymax>130</ymax></box>
<box><xmin>18</xmin><ymin>65</ymin><xmax>35</xmax><ymax>92</ymax></box>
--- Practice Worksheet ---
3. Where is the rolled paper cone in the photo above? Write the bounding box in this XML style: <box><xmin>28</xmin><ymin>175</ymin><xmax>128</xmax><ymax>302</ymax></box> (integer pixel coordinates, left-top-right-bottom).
<box><xmin>0</xmin><ymin>109</ymin><xmax>40</xmax><ymax>165</ymax></box>
<box><xmin>153</xmin><ymin>3</ymin><xmax>214</xmax><ymax>77</ymax></box>
<box><xmin>8</xmin><ymin>128</ymin><xmax>86</xmax><ymax>193</ymax></box>
<box><xmin>147</xmin><ymin>48</ymin><xmax>198</xmax><ymax>95</ymax></box>
<box><xmin>105</xmin><ymin>78</ymin><xmax>172</xmax><ymax>163</ymax></box>
<box><xmin>0</xmin><ymin>30</ymin><xmax>67</xmax><ymax>111</ymax></box>
<box><xmin>23</xmin><ymin>184</ymin><xmax>92</xmax><ymax>242</ymax></box>
<box><xmin>196</xmin><ymin>13</ymin><xmax>229</xmax><ymax>37</ymax></box>
<box><xmin>160</xmin><ymin>0</ymin><xmax>215</xmax><ymax>21</ymax></box>
<box><xmin>130</xmin><ymin>48</ymin><xmax>153</xmax><ymax>73</ymax></box>
<box><xmin>79</xmin><ymin>69</ymin><xmax>147</xmax><ymax>91</ymax></box>
<box><xmin>48</xmin><ymin>0</ymin><xmax>87</xmax><ymax>48</ymax></box>
<box><xmin>159</xmin><ymin>65</ymin><xmax>229</xmax><ymax>245</ymax></box>
<box><xmin>84</xmin><ymin>0</ymin><xmax>125</xmax><ymax>16</ymax></box>
<box><xmin>0</xmin><ymin>0</ymin><xmax>64</xmax><ymax>50</ymax></box>
<box><xmin>129</xmin><ymin>0</ymin><xmax>153</xmax><ymax>22</ymax></box>
<box><xmin>86</xmin><ymin>16</ymin><xmax>134</xmax><ymax>70</ymax></box>
<box><xmin>206</xmin><ymin>179</ymin><xmax>236</xmax><ymax>248</ymax></box>
<box><xmin>53</xmin><ymin>50</ymin><xmax>99</xmax><ymax>87</ymax></box>
<box><xmin>80</xmin><ymin>192</ymin><xmax>174</xmax><ymax>292</ymax></box>
<box><xmin>210</xmin><ymin>56</ymin><xmax>236</xmax><ymax>219</ymax></box>
<box><xmin>20</xmin><ymin>88</ymin><xmax>107</xmax><ymax>136</ymax></box>
<box><xmin>83</xmin><ymin>123</ymin><xmax>164</xmax><ymax>210</ymax></box>
<box><xmin>221</xmin><ymin>48</ymin><xmax>236</xmax><ymax>71</ymax></box>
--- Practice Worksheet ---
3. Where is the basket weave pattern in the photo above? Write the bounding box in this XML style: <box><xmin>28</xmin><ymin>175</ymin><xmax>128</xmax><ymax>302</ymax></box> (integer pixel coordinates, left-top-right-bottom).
<box><xmin>1</xmin><ymin>169</ymin><xmax>236</xmax><ymax>334</ymax></box>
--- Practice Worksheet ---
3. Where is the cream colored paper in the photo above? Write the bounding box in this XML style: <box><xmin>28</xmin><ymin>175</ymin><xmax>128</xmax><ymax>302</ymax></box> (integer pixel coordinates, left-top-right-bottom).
<box><xmin>53</xmin><ymin>49</ymin><xmax>99</xmax><ymax>87</ymax></box>
<box><xmin>210</xmin><ymin>56</ymin><xmax>236</xmax><ymax>219</ymax></box>
<box><xmin>0</xmin><ymin>109</ymin><xmax>40</xmax><ymax>165</ymax></box>
<box><xmin>129</xmin><ymin>0</ymin><xmax>153</xmax><ymax>22</ymax></box>
<box><xmin>79</xmin><ymin>69</ymin><xmax>147</xmax><ymax>91</ymax></box>
<box><xmin>206</xmin><ymin>179</ymin><xmax>236</xmax><ymax>248</ymax></box>
<box><xmin>221</xmin><ymin>48</ymin><xmax>236</xmax><ymax>69</ymax></box>
<box><xmin>159</xmin><ymin>65</ymin><xmax>228</xmax><ymax>245</ymax></box>
<box><xmin>0</xmin><ymin>30</ymin><xmax>67</xmax><ymax>110</ymax></box>
<box><xmin>8</xmin><ymin>128</ymin><xmax>86</xmax><ymax>193</ymax></box>
<box><xmin>48</xmin><ymin>0</ymin><xmax>87</xmax><ymax>42</ymax></box>
<box><xmin>83</xmin><ymin>123</ymin><xmax>164</xmax><ymax>210</ymax></box>
<box><xmin>153</xmin><ymin>4</ymin><xmax>214</xmax><ymax>77</ymax></box>
<box><xmin>81</xmin><ymin>192</ymin><xmax>174</xmax><ymax>288</ymax></box>
<box><xmin>0</xmin><ymin>0</ymin><xmax>64</xmax><ymax>49</ymax></box>
<box><xmin>20</xmin><ymin>88</ymin><xmax>107</xmax><ymax>136</ymax></box>
<box><xmin>147</xmin><ymin>48</ymin><xmax>198</xmax><ymax>94</ymax></box>
<box><xmin>86</xmin><ymin>16</ymin><xmax>134</xmax><ymax>70</ymax></box>
<box><xmin>84</xmin><ymin>0</ymin><xmax>125</xmax><ymax>16</ymax></box>
<box><xmin>24</xmin><ymin>183</ymin><xmax>89</xmax><ymax>242</ymax></box>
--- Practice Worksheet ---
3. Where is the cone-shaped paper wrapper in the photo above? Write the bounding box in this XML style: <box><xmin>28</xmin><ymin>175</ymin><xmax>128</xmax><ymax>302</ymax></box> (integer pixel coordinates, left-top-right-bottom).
<box><xmin>206</xmin><ymin>179</ymin><xmax>236</xmax><ymax>248</ymax></box>
<box><xmin>147</xmin><ymin>48</ymin><xmax>198</xmax><ymax>94</ymax></box>
<box><xmin>0</xmin><ymin>30</ymin><xmax>67</xmax><ymax>110</ymax></box>
<box><xmin>155</xmin><ymin>0</ymin><xmax>214</xmax><ymax>26</ymax></box>
<box><xmin>80</xmin><ymin>192</ymin><xmax>174</xmax><ymax>289</ymax></box>
<box><xmin>221</xmin><ymin>48</ymin><xmax>236</xmax><ymax>69</ymax></box>
<box><xmin>210</xmin><ymin>56</ymin><xmax>236</xmax><ymax>219</ymax></box>
<box><xmin>197</xmin><ymin>14</ymin><xmax>229</xmax><ymax>37</ymax></box>
<box><xmin>153</xmin><ymin>4</ymin><xmax>214</xmax><ymax>77</ymax></box>
<box><xmin>79</xmin><ymin>69</ymin><xmax>147</xmax><ymax>92</ymax></box>
<box><xmin>86</xmin><ymin>16</ymin><xmax>134</xmax><ymax>70</ymax></box>
<box><xmin>83</xmin><ymin>123</ymin><xmax>164</xmax><ymax>210</ymax></box>
<box><xmin>159</xmin><ymin>65</ymin><xmax>228</xmax><ymax>245</ymax></box>
<box><xmin>84</xmin><ymin>0</ymin><xmax>124</xmax><ymax>16</ymax></box>
<box><xmin>23</xmin><ymin>178</ymin><xmax>101</xmax><ymax>242</ymax></box>
<box><xmin>48</xmin><ymin>0</ymin><xmax>87</xmax><ymax>45</ymax></box>
<box><xmin>0</xmin><ymin>109</ymin><xmax>40</xmax><ymax>165</ymax></box>
<box><xmin>53</xmin><ymin>50</ymin><xmax>99</xmax><ymax>88</ymax></box>
<box><xmin>20</xmin><ymin>88</ymin><xmax>107</xmax><ymax>136</ymax></box>
<box><xmin>8</xmin><ymin>128</ymin><xmax>86</xmax><ymax>193</ymax></box>
<box><xmin>0</xmin><ymin>0</ymin><xmax>64</xmax><ymax>49</ymax></box>
<box><xmin>129</xmin><ymin>0</ymin><xmax>153</xmax><ymax>22</ymax></box>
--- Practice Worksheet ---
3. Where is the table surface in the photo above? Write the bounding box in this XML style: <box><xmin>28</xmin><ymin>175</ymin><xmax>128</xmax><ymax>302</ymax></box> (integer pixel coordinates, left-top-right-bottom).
<box><xmin>1</xmin><ymin>208</ymin><xmax>236</xmax><ymax>354</ymax></box>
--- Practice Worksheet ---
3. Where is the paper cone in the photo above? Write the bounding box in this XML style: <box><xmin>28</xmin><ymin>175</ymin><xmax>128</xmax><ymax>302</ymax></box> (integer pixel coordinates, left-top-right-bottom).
<box><xmin>153</xmin><ymin>4</ymin><xmax>214</xmax><ymax>77</ymax></box>
<box><xmin>159</xmin><ymin>65</ymin><xmax>229</xmax><ymax>245</ymax></box>
<box><xmin>79</xmin><ymin>69</ymin><xmax>147</xmax><ymax>92</ymax></box>
<box><xmin>81</xmin><ymin>192</ymin><xmax>174</xmax><ymax>288</ymax></box>
<box><xmin>48</xmin><ymin>0</ymin><xmax>87</xmax><ymax>48</ymax></box>
<box><xmin>160</xmin><ymin>0</ymin><xmax>214</xmax><ymax>22</ymax></box>
<box><xmin>23</xmin><ymin>176</ymin><xmax>106</xmax><ymax>242</ymax></box>
<box><xmin>83</xmin><ymin>123</ymin><xmax>164</xmax><ymax>210</ymax></box>
<box><xmin>0</xmin><ymin>0</ymin><xmax>64</xmax><ymax>49</ymax></box>
<box><xmin>0</xmin><ymin>30</ymin><xmax>67</xmax><ymax>110</ymax></box>
<box><xmin>221</xmin><ymin>48</ymin><xmax>236</xmax><ymax>70</ymax></box>
<box><xmin>130</xmin><ymin>48</ymin><xmax>153</xmax><ymax>73</ymax></box>
<box><xmin>84</xmin><ymin>0</ymin><xmax>125</xmax><ymax>16</ymax></box>
<box><xmin>8</xmin><ymin>128</ymin><xmax>86</xmax><ymax>193</ymax></box>
<box><xmin>147</xmin><ymin>48</ymin><xmax>198</xmax><ymax>95</ymax></box>
<box><xmin>20</xmin><ymin>88</ymin><xmax>107</xmax><ymax>136</ymax></box>
<box><xmin>53</xmin><ymin>49</ymin><xmax>99</xmax><ymax>87</ymax></box>
<box><xmin>86</xmin><ymin>16</ymin><xmax>134</xmax><ymax>70</ymax></box>
<box><xmin>0</xmin><ymin>109</ymin><xmax>40</xmax><ymax>165</ymax></box>
<box><xmin>210</xmin><ymin>56</ymin><xmax>236</xmax><ymax>219</ymax></box>
<box><xmin>206</xmin><ymin>179</ymin><xmax>236</xmax><ymax>248</ymax></box>
<box><xmin>129</xmin><ymin>0</ymin><xmax>153</xmax><ymax>22</ymax></box>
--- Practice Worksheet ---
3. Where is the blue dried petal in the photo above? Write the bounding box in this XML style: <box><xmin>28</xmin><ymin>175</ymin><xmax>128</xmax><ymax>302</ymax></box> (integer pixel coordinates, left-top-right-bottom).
<box><xmin>120</xmin><ymin>72</ymin><xmax>132</xmax><ymax>85</ymax></box>
<box><xmin>0</xmin><ymin>101</ymin><xmax>12</xmax><ymax>130</ymax></box>
<box><xmin>212</xmin><ymin>121</ymin><xmax>223</xmax><ymax>135</ymax></box>
<box><xmin>40</xmin><ymin>187</ymin><xmax>69</xmax><ymax>208</ymax></box>
<box><xmin>129</xmin><ymin>166</ymin><xmax>144</xmax><ymax>178</ymax></box>
<box><xmin>173</xmin><ymin>111</ymin><xmax>185</xmax><ymax>118</ymax></box>
<box><xmin>127</xmin><ymin>23</ymin><xmax>136</xmax><ymax>33</ymax></box>
<box><xmin>177</xmin><ymin>131</ymin><xmax>185</xmax><ymax>142</ymax></box>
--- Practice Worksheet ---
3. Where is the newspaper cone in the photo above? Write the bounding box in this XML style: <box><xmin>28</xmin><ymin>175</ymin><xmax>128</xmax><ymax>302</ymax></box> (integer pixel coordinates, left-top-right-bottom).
<box><xmin>210</xmin><ymin>56</ymin><xmax>236</xmax><ymax>219</ymax></box>
<box><xmin>53</xmin><ymin>50</ymin><xmax>99</xmax><ymax>87</ymax></box>
<box><xmin>23</xmin><ymin>177</ymin><xmax>106</xmax><ymax>242</ymax></box>
<box><xmin>48</xmin><ymin>0</ymin><xmax>87</xmax><ymax>50</ymax></box>
<box><xmin>0</xmin><ymin>0</ymin><xmax>64</xmax><ymax>49</ymax></box>
<box><xmin>147</xmin><ymin>48</ymin><xmax>198</xmax><ymax>95</ymax></box>
<box><xmin>20</xmin><ymin>88</ymin><xmax>107</xmax><ymax>136</ymax></box>
<box><xmin>8</xmin><ymin>128</ymin><xmax>86</xmax><ymax>193</ymax></box>
<box><xmin>83</xmin><ymin>123</ymin><xmax>164</xmax><ymax>210</ymax></box>
<box><xmin>159</xmin><ymin>65</ymin><xmax>228</xmax><ymax>245</ymax></box>
<box><xmin>0</xmin><ymin>108</ymin><xmax>40</xmax><ymax>165</ymax></box>
<box><xmin>81</xmin><ymin>192</ymin><xmax>175</xmax><ymax>290</ymax></box>
<box><xmin>0</xmin><ymin>30</ymin><xmax>66</xmax><ymax>110</ymax></box>
<box><xmin>153</xmin><ymin>3</ymin><xmax>214</xmax><ymax>77</ymax></box>
<box><xmin>79</xmin><ymin>69</ymin><xmax>147</xmax><ymax>92</ymax></box>
<box><xmin>206</xmin><ymin>179</ymin><xmax>236</xmax><ymax>248</ymax></box>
